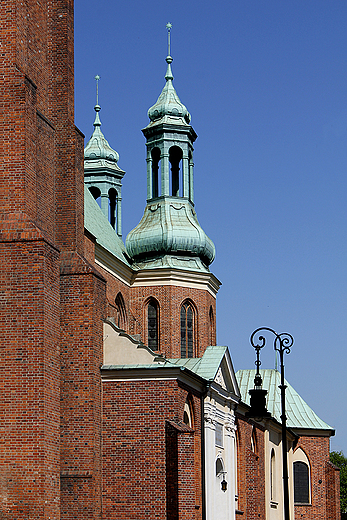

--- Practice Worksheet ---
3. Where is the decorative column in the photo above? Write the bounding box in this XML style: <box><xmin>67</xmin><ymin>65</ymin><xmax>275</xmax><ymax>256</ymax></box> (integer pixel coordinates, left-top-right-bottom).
<box><xmin>225</xmin><ymin>411</ymin><xmax>237</xmax><ymax>520</ymax></box>
<box><xmin>204</xmin><ymin>403</ymin><xmax>216</xmax><ymax>520</ymax></box>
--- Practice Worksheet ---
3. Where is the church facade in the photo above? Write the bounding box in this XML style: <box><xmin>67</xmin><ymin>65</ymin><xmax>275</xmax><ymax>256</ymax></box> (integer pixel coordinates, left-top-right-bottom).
<box><xmin>0</xmin><ymin>1</ymin><xmax>340</xmax><ymax>519</ymax></box>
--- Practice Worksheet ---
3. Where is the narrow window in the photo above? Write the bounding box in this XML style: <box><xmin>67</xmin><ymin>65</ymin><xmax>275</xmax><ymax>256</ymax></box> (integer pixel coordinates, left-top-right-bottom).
<box><xmin>270</xmin><ymin>449</ymin><xmax>276</xmax><ymax>501</ymax></box>
<box><xmin>188</xmin><ymin>150</ymin><xmax>193</xmax><ymax>201</ymax></box>
<box><xmin>169</xmin><ymin>146</ymin><xmax>183</xmax><ymax>197</ymax></box>
<box><xmin>109</xmin><ymin>188</ymin><xmax>117</xmax><ymax>229</ymax></box>
<box><xmin>115</xmin><ymin>292</ymin><xmax>127</xmax><ymax>330</ymax></box>
<box><xmin>215</xmin><ymin>422</ymin><xmax>223</xmax><ymax>448</ymax></box>
<box><xmin>148</xmin><ymin>300</ymin><xmax>159</xmax><ymax>350</ymax></box>
<box><xmin>183</xmin><ymin>399</ymin><xmax>193</xmax><ymax>427</ymax></box>
<box><xmin>151</xmin><ymin>147</ymin><xmax>160</xmax><ymax>198</ymax></box>
<box><xmin>251</xmin><ymin>429</ymin><xmax>256</xmax><ymax>453</ymax></box>
<box><xmin>294</xmin><ymin>461</ymin><xmax>310</xmax><ymax>504</ymax></box>
<box><xmin>180</xmin><ymin>301</ymin><xmax>194</xmax><ymax>357</ymax></box>
<box><xmin>209</xmin><ymin>306</ymin><xmax>215</xmax><ymax>345</ymax></box>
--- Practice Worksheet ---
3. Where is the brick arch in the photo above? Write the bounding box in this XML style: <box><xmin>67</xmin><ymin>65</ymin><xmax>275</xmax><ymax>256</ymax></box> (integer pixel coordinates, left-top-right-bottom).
<box><xmin>250</xmin><ymin>426</ymin><xmax>257</xmax><ymax>454</ymax></box>
<box><xmin>183</xmin><ymin>393</ymin><xmax>195</xmax><ymax>428</ymax></box>
<box><xmin>115</xmin><ymin>292</ymin><xmax>127</xmax><ymax>330</ymax></box>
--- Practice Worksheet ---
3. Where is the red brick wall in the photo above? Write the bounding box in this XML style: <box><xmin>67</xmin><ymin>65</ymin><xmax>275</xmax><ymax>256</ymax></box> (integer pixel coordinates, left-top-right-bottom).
<box><xmin>0</xmin><ymin>1</ymin><xmax>107</xmax><ymax>518</ymax></box>
<box><xmin>102</xmin><ymin>378</ymin><xmax>202</xmax><ymax>520</ymax></box>
<box><xmin>235</xmin><ymin>414</ymin><xmax>266</xmax><ymax>519</ymax></box>
<box><xmin>130</xmin><ymin>285</ymin><xmax>216</xmax><ymax>357</ymax></box>
<box><xmin>0</xmin><ymin>2</ymin><xmax>61</xmax><ymax>518</ymax></box>
<box><xmin>294</xmin><ymin>436</ymin><xmax>340</xmax><ymax>520</ymax></box>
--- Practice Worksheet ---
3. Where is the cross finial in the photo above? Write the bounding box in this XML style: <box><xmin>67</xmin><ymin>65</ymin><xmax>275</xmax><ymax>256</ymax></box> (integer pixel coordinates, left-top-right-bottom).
<box><xmin>95</xmin><ymin>74</ymin><xmax>100</xmax><ymax>106</ymax></box>
<box><xmin>166</xmin><ymin>22</ymin><xmax>172</xmax><ymax>56</ymax></box>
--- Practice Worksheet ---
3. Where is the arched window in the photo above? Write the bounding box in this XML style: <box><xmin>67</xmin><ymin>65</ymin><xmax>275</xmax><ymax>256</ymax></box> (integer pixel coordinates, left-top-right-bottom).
<box><xmin>183</xmin><ymin>398</ymin><xmax>193</xmax><ymax>427</ymax></box>
<box><xmin>108</xmin><ymin>188</ymin><xmax>118</xmax><ymax>229</ymax></box>
<box><xmin>151</xmin><ymin>147</ymin><xmax>160</xmax><ymax>198</ymax></box>
<box><xmin>169</xmin><ymin>146</ymin><xmax>183</xmax><ymax>197</ymax></box>
<box><xmin>115</xmin><ymin>292</ymin><xmax>127</xmax><ymax>330</ymax></box>
<box><xmin>216</xmin><ymin>457</ymin><xmax>224</xmax><ymax>477</ymax></box>
<box><xmin>250</xmin><ymin>428</ymin><xmax>257</xmax><ymax>453</ymax></box>
<box><xmin>209</xmin><ymin>306</ymin><xmax>215</xmax><ymax>345</ymax></box>
<box><xmin>270</xmin><ymin>449</ymin><xmax>276</xmax><ymax>501</ymax></box>
<box><xmin>180</xmin><ymin>301</ymin><xmax>195</xmax><ymax>358</ymax></box>
<box><xmin>294</xmin><ymin>461</ymin><xmax>310</xmax><ymax>504</ymax></box>
<box><xmin>89</xmin><ymin>186</ymin><xmax>101</xmax><ymax>208</ymax></box>
<box><xmin>147</xmin><ymin>299</ymin><xmax>159</xmax><ymax>351</ymax></box>
<box><xmin>234</xmin><ymin>431</ymin><xmax>239</xmax><ymax>506</ymax></box>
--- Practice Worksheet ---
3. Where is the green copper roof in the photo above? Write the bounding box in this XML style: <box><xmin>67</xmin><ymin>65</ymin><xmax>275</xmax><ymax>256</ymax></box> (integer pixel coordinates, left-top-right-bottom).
<box><xmin>84</xmin><ymin>103</ymin><xmax>120</xmax><ymax>163</ymax></box>
<box><xmin>126</xmin><ymin>197</ymin><xmax>215</xmax><ymax>267</ymax></box>
<box><xmin>147</xmin><ymin>54</ymin><xmax>191</xmax><ymax>125</ymax></box>
<box><xmin>84</xmin><ymin>185</ymin><xmax>130</xmax><ymax>266</ymax></box>
<box><xmin>236</xmin><ymin>369</ymin><xmax>333</xmax><ymax>431</ymax></box>
<box><xmin>168</xmin><ymin>346</ymin><xmax>228</xmax><ymax>380</ymax></box>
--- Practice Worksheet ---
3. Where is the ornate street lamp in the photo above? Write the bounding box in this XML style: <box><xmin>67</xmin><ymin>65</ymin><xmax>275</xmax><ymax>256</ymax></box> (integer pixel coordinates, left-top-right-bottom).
<box><xmin>246</xmin><ymin>327</ymin><xmax>294</xmax><ymax>520</ymax></box>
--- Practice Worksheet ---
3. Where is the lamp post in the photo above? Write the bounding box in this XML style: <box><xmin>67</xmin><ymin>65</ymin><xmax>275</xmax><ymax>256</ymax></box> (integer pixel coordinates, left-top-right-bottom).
<box><xmin>246</xmin><ymin>327</ymin><xmax>294</xmax><ymax>520</ymax></box>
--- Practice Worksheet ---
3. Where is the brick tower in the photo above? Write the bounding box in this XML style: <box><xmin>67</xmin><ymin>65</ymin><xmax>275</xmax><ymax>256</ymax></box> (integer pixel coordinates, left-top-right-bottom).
<box><xmin>0</xmin><ymin>1</ymin><xmax>105</xmax><ymax>518</ymax></box>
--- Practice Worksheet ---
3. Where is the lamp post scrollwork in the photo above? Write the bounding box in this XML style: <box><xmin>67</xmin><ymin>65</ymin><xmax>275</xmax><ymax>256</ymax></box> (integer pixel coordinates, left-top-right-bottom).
<box><xmin>247</xmin><ymin>327</ymin><xmax>294</xmax><ymax>520</ymax></box>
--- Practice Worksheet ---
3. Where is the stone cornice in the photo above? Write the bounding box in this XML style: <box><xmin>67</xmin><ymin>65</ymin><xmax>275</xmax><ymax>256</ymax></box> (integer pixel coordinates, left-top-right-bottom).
<box><xmin>101</xmin><ymin>365</ymin><xmax>206</xmax><ymax>394</ymax></box>
<box><xmin>131</xmin><ymin>267</ymin><xmax>221</xmax><ymax>297</ymax></box>
<box><xmin>95</xmin><ymin>242</ymin><xmax>221</xmax><ymax>296</ymax></box>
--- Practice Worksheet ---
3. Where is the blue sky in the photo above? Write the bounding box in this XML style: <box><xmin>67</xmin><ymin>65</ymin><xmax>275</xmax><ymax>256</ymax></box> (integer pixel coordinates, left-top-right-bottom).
<box><xmin>74</xmin><ymin>0</ymin><xmax>347</xmax><ymax>453</ymax></box>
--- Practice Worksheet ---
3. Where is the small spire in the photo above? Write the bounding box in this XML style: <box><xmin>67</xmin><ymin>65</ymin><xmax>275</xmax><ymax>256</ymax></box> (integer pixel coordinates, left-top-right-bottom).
<box><xmin>166</xmin><ymin>22</ymin><xmax>172</xmax><ymax>56</ymax></box>
<box><xmin>165</xmin><ymin>23</ymin><xmax>173</xmax><ymax>82</ymax></box>
<box><xmin>94</xmin><ymin>74</ymin><xmax>101</xmax><ymax>127</ymax></box>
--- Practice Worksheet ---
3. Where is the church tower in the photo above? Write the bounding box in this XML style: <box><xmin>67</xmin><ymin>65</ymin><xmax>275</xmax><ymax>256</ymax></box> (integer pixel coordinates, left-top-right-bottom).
<box><xmin>84</xmin><ymin>76</ymin><xmax>125</xmax><ymax>237</ymax></box>
<box><xmin>126</xmin><ymin>24</ymin><xmax>220</xmax><ymax>359</ymax></box>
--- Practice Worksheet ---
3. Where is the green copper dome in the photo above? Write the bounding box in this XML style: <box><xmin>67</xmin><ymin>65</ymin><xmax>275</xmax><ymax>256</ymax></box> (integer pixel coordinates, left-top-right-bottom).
<box><xmin>126</xmin><ymin>24</ymin><xmax>215</xmax><ymax>270</ymax></box>
<box><xmin>126</xmin><ymin>197</ymin><xmax>215</xmax><ymax>267</ymax></box>
<box><xmin>84</xmin><ymin>105</ymin><xmax>120</xmax><ymax>163</ymax></box>
<box><xmin>147</xmin><ymin>56</ymin><xmax>190</xmax><ymax>124</ymax></box>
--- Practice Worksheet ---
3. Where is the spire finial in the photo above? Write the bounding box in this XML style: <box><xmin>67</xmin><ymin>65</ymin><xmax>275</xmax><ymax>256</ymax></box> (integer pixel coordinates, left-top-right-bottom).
<box><xmin>165</xmin><ymin>23</ymin><xmax>174</xmax><ymax>82</ymax></box>
<box><xmin>166</xmin><ymin>22</ymin><xmax>172</xmax><ymax>56</ymax></box>
<box><xmin>95</xmin><ymin>74</ymin><xmax>100</xmax><ymax>105</ymax></box>
<box><xmin>93</xmin><ymin>74</ymin><xmax>101</xmax><ymax>127</ymax></box>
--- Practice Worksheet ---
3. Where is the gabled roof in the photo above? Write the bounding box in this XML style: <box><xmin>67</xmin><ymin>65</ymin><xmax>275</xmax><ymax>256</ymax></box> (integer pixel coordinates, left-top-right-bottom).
<box><xmin>168</xmin><ymin>346</ymin><xmax>226</xmax><ymax>378</ymax></box>
<box><xmin>168</xmin><ymin>345</ymin><xmax>241</xmax><ymax>398</ymax></box>
<box><xmin>84</xmin><ymin>185</ymin><xmax>131</xmax><ymax>267</ymax></box>
<box><xmin>236</xmin><ymin>369</ymin><xmax>333</xmax><ymax>432</ymax></box>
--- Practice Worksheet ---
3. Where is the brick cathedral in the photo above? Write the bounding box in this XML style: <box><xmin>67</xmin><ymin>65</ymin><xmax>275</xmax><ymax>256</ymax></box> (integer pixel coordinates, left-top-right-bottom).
<box><xmin>0</xmin><ymin>1</ymin><xmax>340</xmax><ymax>519</ymax></box>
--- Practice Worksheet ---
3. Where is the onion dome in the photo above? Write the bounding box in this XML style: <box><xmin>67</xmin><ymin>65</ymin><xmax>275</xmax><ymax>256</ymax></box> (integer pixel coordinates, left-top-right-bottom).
<box><xmin>126</xmin><ymin>198</ymin><xmax>215</xmax><ymax>267</ymax></box>
<box><xmin>147</xmin><ymin>56</ymin><xmax>191</xmax><ymax>124</ymax></box>
<box><xmin>84</xmin><ymin>104</ymin><xmax>120</xmax><ymax>162</ymax></box>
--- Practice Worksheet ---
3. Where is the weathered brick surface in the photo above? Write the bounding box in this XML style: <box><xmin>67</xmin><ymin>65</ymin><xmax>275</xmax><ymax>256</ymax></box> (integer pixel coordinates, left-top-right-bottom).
<box><xmin>0</xmin><ymin>240</ymin><xmax>60</xmax><ymax>520</ymax></box>
<box><xmin>0</xmin><ymin>1</ymin><xmax>105</xmax><ymax>518</ymax></box>
<box><xmin>102</xmin><ymin>379</ymin><xmax>202</xmax><ymax>520</ymax></box>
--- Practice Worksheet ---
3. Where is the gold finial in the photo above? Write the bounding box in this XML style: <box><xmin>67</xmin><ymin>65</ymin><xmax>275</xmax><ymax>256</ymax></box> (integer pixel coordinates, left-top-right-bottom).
<box><xmin>166</xmin><ymin>22</ymin><xmax>172</xmax><ymax>56</ymax></box>
<box><xmin>95</xmin><ymin>75</ymin><xmax>100</xmax><ymax>106</ymax></box>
